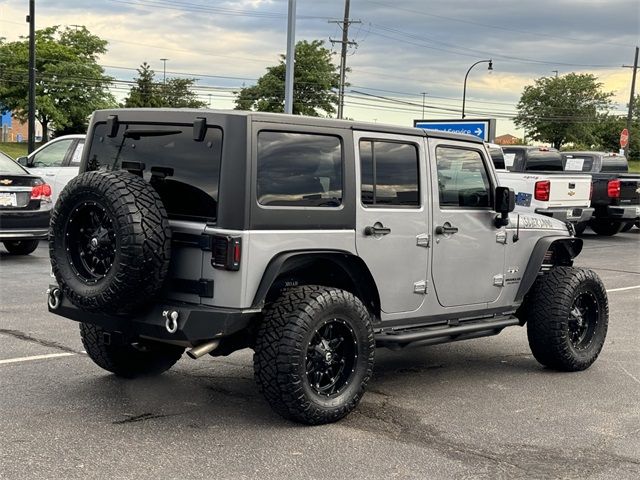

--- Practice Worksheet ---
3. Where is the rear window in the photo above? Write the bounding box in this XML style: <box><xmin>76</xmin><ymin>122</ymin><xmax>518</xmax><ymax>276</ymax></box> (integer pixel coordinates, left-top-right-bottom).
<box><xmin>0</xmin><ymin>155</ymin><xmax>27</xmax><ymax>174</ymax></box>
<box><xmin>600</xmin><ymin>156</ymin><xmax>628</xmax><ymax>173</ymax></box>
<box><xmin>561</xmin><ymin>155</ymin><xmax>594</xmax><ymax>172</ymax></box>
<box><xmin>87</xmin><ymin>122</ymin><xmax>223</xmax><ymax>222</ymax></box>
<box><xmin>488</xmin><ymin>146</ymin><xmax>505</xmax><ymax>170</ymax></box>
<box><xmin>523</xmin><ymin>151</ymin><xmax>563</xmax><ymax>171</ymax></box>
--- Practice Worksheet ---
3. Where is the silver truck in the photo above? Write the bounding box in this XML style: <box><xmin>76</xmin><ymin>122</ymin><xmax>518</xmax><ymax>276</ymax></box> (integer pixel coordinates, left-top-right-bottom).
<box><xmin>47</xmin><ymin>110</ymin><xmax>609</xmax><ymax>425</ymax></box>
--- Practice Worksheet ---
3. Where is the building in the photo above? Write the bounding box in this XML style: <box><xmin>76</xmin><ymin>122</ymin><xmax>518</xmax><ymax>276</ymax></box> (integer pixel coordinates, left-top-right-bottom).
<box><xmin>494</xmin><ymin>134</ymin><xmax>521</xmax><ymax>145</ymax></box>
<box><xmin>0</xmin><ymin>110</ymin><xmax>42</xmax><ymax>142</ymax></box>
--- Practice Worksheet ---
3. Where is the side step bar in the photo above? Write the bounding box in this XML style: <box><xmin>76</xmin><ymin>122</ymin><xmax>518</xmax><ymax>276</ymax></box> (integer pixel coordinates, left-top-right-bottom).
<box><xmin>375</xmin><ymin>316</ymin><xmax>520</xmax><ymax>350</ymax></box>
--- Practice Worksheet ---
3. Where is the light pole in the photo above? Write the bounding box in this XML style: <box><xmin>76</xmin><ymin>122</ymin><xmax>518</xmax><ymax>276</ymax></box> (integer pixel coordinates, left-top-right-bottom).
<box><xmin>284</xmin><ymin>0</ymin><xmax>296</xmax><ymax>114</ymax></box>
<box><xmin>461</xmin><ymin>59</ymin><xmax>492</xmax><ymax>119</ymax></box>
<box><xmin>421</xmin><ymin>92</ymin><xmax>427</xmax><ymax>119</ymax></box>
<box><xmin>160</xmin><ymin>58</ymin><xmax>169</xmax><ymax>84</ymax></box>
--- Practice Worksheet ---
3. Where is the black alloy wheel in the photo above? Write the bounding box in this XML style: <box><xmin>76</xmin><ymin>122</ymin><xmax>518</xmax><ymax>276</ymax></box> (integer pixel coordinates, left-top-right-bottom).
<box><xmin>568</xmin><ymin>291</ymin><xmax>598</xmax><ymax>350</ymax></box>
<box><xmin>65</xmin><ymin>201</ymin><xmax>117</xmax><ymax>283</ymax></box>
<box><xmin>305</xmin><ymin>318</ymin><xmax>358</xmax><ymax>397</ymax></box>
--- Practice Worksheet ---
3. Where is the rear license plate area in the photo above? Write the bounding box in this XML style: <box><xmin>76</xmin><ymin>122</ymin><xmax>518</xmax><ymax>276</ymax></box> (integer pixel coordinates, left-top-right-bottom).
<box><xmin>0</xmin><ymin>192</ymin><xmax>17</xmax><ymax>207</ymax></box>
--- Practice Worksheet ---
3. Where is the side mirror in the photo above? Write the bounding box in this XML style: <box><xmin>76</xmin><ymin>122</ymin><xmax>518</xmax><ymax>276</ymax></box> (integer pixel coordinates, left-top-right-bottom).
<box><xmin>16</xmin><ymin>156</ymin><xmax>29</xmax><ymax>167</ymax></box>
<box><xmin>494</xmin><ymin>186</ymin><xmax>515</xmax><ymax>227</ymax></box>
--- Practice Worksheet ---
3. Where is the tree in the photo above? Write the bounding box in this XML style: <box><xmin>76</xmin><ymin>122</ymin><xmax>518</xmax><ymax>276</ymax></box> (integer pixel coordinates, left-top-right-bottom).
<box><xmin>235</xmin><ymin>40</ymin><xmax>340</xmax><ymax>116</ymax></box>
<box><xmin>123</xmin><ymin>63</ymin><xmax>206</xmax><ymax>108</ymax></box>
<box><xmin>515</xmin><ymin>73</ymin><xmax>613</xmax><ymax>149</ymax></box>
<box><xmin>592</xmin><ymin>95</ymin><xmax>639</xmax><ymax>160</ymax></box>
<box><xmin>0</xmin><ymin>26</ymin><xmax>116</xmax><ymax>141</ymax></box>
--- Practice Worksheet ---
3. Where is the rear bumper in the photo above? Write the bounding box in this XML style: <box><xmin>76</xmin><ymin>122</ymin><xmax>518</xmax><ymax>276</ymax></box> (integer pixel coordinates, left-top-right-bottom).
<box><xmin>0</xmin><ymin>208</ymin><xmax>50</xmax><ymax>240</ymax></box>
<box><xmin>47</xmin><ymin>285</ymin><xmax>259</xmax><ymax>344</ymax></box>
<box><xmin>534</xmin><ymin>207</ymin><xmax>594</xmax><ymax>224</ymax></box>
<box><xmin>600</xmin><ymin>205</ymin><xmax>640</xmax><ymax>220</ymax></box>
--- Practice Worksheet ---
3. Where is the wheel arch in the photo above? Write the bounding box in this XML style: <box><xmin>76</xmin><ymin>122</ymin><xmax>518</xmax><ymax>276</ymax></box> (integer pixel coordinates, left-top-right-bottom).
<box><xmin>251</xmin><ymin>250</ymin><xmax>381</xmax><ymax>319</ymax></box>
<box><xmin>515</xmin><ymin>236</ymin><xmax>583</xmax><ymax>303</ymax></box>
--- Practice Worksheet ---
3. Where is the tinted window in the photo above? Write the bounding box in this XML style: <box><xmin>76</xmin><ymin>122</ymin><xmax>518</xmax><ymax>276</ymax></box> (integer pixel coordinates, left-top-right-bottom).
<box><xmin>488</xmin><ymin>146</ymin><xmax>505</xmax><ymax>169</ymax></box>
<box><xmin>561</xmin><ymin>155</ymin><xmax>594</xmax><ymax>172</ymax></box>
<box><xmin>436</xmin><ymin>147</ymin><xmax>491</xmax><ymax>208</ymax></box>
<box><xmin>600</xmin><ymin>156</ymin><xmax>628</xmax><ymax>173</ymax></box>
<box><xmin>88</xmin><ymin>123</ymin><xmax>222</xmax><ymax>222</ymax></box>
<box><xmin>524</xmin><ymin>151</ymin><xmax>563</xmax><ymax>171</ymax></box>
<box><xmin>257</xmin><ymin>131</ymin><xmax>342</xmax><ymax>207</ymax></box>
<box><xmin>360</xmin><ymin>140</ymin><xmax>419</xmax><ymax>207</ymax></box>
<box><xmin>32</xmin><ymin>139</ymin><xmax>73</xmax><ymax>167</ymax></box>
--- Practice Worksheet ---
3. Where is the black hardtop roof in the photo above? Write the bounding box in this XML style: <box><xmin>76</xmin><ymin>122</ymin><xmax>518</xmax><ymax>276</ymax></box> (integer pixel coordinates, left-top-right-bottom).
<box><xmin>90</xmin><ymin>108</ymin><xmax>483</xmax><ymax>144</ymax></box>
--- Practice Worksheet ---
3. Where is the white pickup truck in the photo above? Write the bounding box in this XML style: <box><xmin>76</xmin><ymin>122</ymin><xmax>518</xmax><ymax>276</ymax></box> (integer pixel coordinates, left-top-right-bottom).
<box><xmin>487</xmin><ymin>144</ymin><xmax>593</xmax><ymax>227</ymax></box>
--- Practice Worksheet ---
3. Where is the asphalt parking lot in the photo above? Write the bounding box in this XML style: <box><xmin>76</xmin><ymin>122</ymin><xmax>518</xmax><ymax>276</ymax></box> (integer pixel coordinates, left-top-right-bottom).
<box><xmin>1</xmin><ymin>230</ymin><xmax>639</xmax><ymax>480</ymax></box>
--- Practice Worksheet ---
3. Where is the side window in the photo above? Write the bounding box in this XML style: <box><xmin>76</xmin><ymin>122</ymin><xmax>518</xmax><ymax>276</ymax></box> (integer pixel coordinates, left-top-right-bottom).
<box><xmin>69</xmin><ymin>140</ymin><xmax>85</xmax><ymax>166</ymax></box>
<box><xmin>359</xmin><ymin>140</ymin><xmax>419</xmax><ymax>207</ymax></box>
<box><xmin>31</xmin><ymin>139</ymin><xmax>73</xmax><ymax>167</ymax></box>
<box><xmin>436</xmin><ymin>147</ymin><xmax>492</xmax><ymax>208</ymax></box>
<box><xmin>257</xmin><ymin>131</ymin><xmax>342</xmax><ymax>207</ymax></box>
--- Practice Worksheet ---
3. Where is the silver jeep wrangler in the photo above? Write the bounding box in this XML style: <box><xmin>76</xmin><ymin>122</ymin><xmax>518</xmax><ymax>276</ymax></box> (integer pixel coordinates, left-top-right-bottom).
<box><xmin>48</xmin><ymin>109</ymin><xmax>609</xmax><ymax>424</ymax></box>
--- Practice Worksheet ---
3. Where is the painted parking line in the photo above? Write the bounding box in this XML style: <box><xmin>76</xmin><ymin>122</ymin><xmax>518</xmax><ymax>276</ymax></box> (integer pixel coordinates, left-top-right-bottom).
<box><xmin>0</xmin><ymin>353</ymin><xmax>75</xmax><ymax>366</ymax></box>
<box><xmin>606</xmin><ymin>285</ymin><xmax>640</xmax><ymax>293</ymax></box>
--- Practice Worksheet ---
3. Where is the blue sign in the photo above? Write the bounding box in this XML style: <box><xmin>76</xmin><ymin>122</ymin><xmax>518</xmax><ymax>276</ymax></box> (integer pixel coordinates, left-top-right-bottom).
<box><xmin>414</xmin><ymin>119</ymin><xmax>494</xmax><ymax>141</ymax></box>
<box><xmin>0</xmin><ymin>110</ymin><xmax>11</xmax><ymax>127</ymax></box>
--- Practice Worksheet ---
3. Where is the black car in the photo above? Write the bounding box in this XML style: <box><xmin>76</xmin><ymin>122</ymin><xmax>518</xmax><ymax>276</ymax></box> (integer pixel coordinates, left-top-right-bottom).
<box><xmin>0</xmin><ymin>151</ymin><xmax>52</xmax><ymax>255</ymax></box>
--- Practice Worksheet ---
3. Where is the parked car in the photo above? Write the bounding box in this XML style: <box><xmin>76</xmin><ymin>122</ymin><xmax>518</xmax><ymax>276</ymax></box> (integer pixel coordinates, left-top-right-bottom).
<box><xmin>46</xmin><ymin>109</ymin><xmax>608</xmax><ymax>425</ymax></box>
<box><xmin>493</xmin><ymin>145</ymin><xmax>593</xmax><ymax>228</ymax></box>
<box><xmin>16</xmin><ymin>134</ymin><xmax>84</xmax><ymax>205</ymax></box>
<box><xmin>560</xmin><ymin>151</ymin><xmax>640</xmax><ymax>235</ymax></box>
<box><xmin>0</xmin><ymin>150</ymin><xmax>52</xmax><ymax>255</ymax></box>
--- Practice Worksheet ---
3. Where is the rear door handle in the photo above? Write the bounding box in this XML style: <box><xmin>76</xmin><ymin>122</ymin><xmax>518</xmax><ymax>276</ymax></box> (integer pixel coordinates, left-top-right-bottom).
<box><xmin>364</xmin><ymin>222</ymin><xmax>391</xmax><ymax>236</ymax></box>
<box><xmin>435</xmin><ymin>223</ymin><xmax>458</xmax><ymax>235</ymax></box>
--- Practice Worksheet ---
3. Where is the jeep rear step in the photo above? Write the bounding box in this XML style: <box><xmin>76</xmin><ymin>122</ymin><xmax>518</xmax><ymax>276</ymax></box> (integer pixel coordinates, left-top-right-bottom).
<box><xmin>376</xmin><ymin>315</ymin><xmax>520</xmax><ymax>350</ymax></box>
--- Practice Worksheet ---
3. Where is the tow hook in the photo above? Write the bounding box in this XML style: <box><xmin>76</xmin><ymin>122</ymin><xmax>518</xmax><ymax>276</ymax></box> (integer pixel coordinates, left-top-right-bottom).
<box><xmin>47</xmin><ymin>288</ymin><xmax>61</xmax><ymax>310</ymax></box>
<box><xmin>162</xmin><ymin>310</ymin><xmax>179</xmax><ymax>334</ymax></box>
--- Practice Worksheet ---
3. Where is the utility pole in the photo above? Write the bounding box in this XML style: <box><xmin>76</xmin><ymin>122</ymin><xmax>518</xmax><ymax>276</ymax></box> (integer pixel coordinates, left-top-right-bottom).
<box><xmin>27</xmin><ymin>0</ymin><xmax>36</xmax><ymax>153</ymax></box>
<box><xmin>552</xmin><ymin>70</ymin><xmax>559</xmax><ymax>78</ymax></box>
<box><xmin>284</xmin><ymin>0</ymin><xmax>296</xmax><ymax>114</ymax></box>
<box><xmin>160</xmin><ymin>58</ymin><xmax>169</xmax><ymax>84</ymax></box>
<box><xmin>330</xmin><ymin>0</ymin><xmax>360</xmax><ymax>119</ymax></box>
<box><xmin>623</xmin><ymin>46</ymin><xmax>639</xmax><ymax>158</ymax></box>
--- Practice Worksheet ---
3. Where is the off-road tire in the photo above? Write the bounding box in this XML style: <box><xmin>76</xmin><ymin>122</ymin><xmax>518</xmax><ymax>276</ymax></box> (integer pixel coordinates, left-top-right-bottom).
<box><xmin>80</xmin><ymin>323</ymin><xmax>183</xmax><ymax>378</ymax></box>
<box><xmin>526</xmin><ymin>267</ymin><xmax>608</xmax><ymax>371</ymax></box>
<box><xmin>50</xmin><ymin>170</ymin><xmax>171</xmax><ymax>314</ymax></box>
<box><xmin>589</xmin><ymin>219</ymin><xmax>623</xmax><ymax>236</ymax></box>
<box><xmin>254</xmin><ymin>286</ymin><xmax>375</xmax><ymax>425</ymax></box>
<box><xmin>3</xmin><ymin>239</ymin><xmax>39</xmax><ymax>255</ymax></box>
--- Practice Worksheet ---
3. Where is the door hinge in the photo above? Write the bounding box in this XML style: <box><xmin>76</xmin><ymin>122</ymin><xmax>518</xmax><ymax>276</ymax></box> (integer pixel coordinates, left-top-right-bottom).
<box><xmin>413</xmin><ymin>280</ymin><xmax>428</xmax><ymax>294</ymax></box>
<box><xmin>496</xmin><ymin>230</ymin><xmax>508</xmax><ymax>244</ymax></box>
<box><xmin>493</xmin><ymin>274</ymin><xmax>504</xmax><ymax>287</ymax></box>
<box><xmin>416</xmin><ymin>233</ymin><xmax>430</xmax><ymax>248</ymax></box>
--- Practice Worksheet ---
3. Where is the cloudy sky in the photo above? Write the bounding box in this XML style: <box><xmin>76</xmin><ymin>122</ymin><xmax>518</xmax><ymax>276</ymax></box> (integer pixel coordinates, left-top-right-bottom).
<box><xmin>1</xmin><ymin>0</ymin><xmax>638</xmax><ymax>136</ymax></box>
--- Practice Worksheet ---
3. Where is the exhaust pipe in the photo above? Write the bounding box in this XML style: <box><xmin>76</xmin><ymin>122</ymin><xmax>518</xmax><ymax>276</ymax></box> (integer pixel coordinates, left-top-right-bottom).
<box><xmin>187</xmin><ymin>339</ymin><xmax>220</xmax><ymax>359</ymax></box>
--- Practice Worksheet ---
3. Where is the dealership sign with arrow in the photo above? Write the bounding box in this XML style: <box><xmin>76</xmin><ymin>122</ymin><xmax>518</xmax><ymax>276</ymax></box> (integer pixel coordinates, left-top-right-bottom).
<box><xmin>414</xmin><ymin>118</ymin><xmax>496</xmax><ymax>142</ymax></box>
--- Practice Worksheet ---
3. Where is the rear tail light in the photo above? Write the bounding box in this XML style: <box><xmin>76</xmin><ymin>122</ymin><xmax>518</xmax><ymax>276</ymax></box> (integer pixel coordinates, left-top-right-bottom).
<box><xmin>211</xmin><ymin>235</ymin><xmax>241</xmax><ymax>271</ymax></box>
<box><xmin>31</xmin><ymin>183</ymin><xmax>52</xmax><ymax>201</ymax></box>
<box><xmin>607</xmin><ymin>180</ymin><xmax>621</xmax><ymax>198</ymax></box>
<box><xmin>534</xmin><ymin>180</ymin><xmax>550</xmax><ymax>201</ymax></box>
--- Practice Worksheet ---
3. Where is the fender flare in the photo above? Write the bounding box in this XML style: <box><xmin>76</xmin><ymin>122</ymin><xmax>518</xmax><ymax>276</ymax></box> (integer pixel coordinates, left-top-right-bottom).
<box><xmin>515</xmin><ymin>236</ymin><xmax>583</xmax><ymax>303</ymax></box>
<box><xmin>250</xmin><ymin>249</ymin><xmax>380</xmax><ymax>314</ymax></box>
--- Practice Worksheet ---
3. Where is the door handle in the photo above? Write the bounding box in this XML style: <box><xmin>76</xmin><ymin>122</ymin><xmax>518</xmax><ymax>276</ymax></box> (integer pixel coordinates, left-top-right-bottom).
<box><xmin>435</xmin><ymin>223</ymin><xmax>458</xmax><ymax>235</ymax></box>
<box><xmin>364</xmin><ymin>223</ymin><xmax>391</xmax><ymax>236</ymax></box>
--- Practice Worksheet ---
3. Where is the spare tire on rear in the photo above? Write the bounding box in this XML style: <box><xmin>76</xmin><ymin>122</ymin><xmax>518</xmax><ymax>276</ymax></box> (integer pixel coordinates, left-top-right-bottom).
<box><xmin>50</xmin><ymin>170</ymin><xmax>171</xmax><ymax>314</ymax></box>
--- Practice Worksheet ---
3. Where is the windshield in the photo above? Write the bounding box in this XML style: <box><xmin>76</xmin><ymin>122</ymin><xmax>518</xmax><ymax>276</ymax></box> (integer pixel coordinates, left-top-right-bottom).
<box><xmin>0</xmin><ymin>154</ymin><xmax>27</xmax><ymax>174</ymax></box>
<box><xmin>87</xmin><ymin>122</ymin><xmax>223</xmax><ymax>222</ymax></box>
